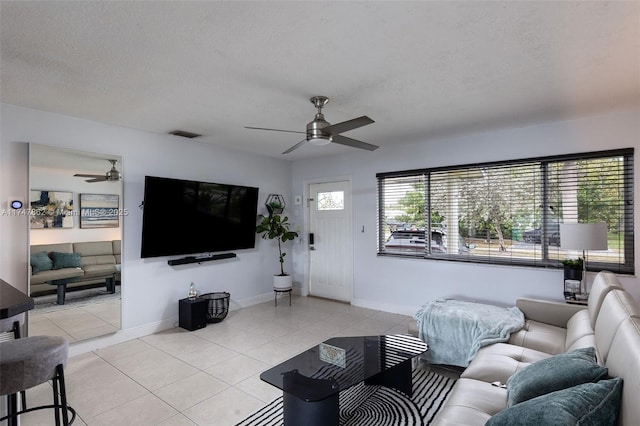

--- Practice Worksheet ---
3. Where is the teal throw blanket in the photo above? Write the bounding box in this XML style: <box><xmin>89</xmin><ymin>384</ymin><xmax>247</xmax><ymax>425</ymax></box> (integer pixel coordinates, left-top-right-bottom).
<box><xmin>414</xmin><ymin>299</ymin><xmax>524</xmax><ymax>367</ymax></box>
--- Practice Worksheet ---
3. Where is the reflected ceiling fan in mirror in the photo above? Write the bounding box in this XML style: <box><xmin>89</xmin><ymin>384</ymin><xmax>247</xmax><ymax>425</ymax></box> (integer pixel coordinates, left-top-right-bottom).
<box><xmin>245</xmin><ymin>96</ymin><xmax>378</xmax><ymax>154</ymax></box>
<box><xmin>74</xmin><ymin>159</ymin><xmax>122</xmax><ymax>183</ymax></box>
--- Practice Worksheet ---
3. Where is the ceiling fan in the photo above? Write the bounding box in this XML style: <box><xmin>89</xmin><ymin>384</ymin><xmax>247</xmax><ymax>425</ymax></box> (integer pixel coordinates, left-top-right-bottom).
<box><xmin>74</xmin><ymin>159</ymin><xmax>122</xmax><ymax>183</ymax></box>
<box><xmin>246</xmin><ymin>96</ymin><xmax>378</xmax><ymax>154</ymax></box>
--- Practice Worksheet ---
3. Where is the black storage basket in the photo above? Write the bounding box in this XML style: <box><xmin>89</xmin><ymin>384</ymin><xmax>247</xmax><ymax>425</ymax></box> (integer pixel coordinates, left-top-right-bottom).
<box><xmin>200</xmin><ymin>292</ymin><xmax>230</xmax><ymax>323</ymax></box>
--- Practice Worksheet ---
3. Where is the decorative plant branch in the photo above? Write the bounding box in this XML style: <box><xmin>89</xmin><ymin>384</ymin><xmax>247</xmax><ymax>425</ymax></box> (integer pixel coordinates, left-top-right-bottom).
<box><xmin>256</xmin><ymin>213</ymin><xmax>298</xmax><ymax>276</ymax></box>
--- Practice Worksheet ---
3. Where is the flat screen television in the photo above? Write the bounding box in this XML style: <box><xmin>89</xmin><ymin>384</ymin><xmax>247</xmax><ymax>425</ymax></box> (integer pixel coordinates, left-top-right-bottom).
<box><xmin>141</xmin><ymin>175</ymin><xmax>259</xmax><ymax>258</ymax></box>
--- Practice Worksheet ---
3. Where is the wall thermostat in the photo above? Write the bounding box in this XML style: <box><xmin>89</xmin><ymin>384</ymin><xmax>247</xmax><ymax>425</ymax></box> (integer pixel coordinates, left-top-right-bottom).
<box><xmin>9</xmin><ymin>199</ymin><xmax>24</xmax><ymax>209</ymax></box>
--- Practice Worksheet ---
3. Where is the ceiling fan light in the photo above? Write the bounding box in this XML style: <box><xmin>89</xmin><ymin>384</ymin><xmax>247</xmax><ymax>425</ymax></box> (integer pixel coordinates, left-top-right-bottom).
<box><xmin>308</xmin><ymin>136</ymin><xmax>332</xmax><ymax>146</ymax></box>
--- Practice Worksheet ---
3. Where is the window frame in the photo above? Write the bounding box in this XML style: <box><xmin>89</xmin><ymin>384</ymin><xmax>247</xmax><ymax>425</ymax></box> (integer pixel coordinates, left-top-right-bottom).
<box><xmin>376</xmin><ymin>148</ymin><xmax>634</xmax><ymax>274</ymax></box>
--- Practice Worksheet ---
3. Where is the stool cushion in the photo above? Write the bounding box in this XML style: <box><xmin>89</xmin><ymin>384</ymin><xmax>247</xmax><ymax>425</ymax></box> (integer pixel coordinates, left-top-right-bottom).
<box><xmin>0</xmin><ymin>335</ymin><xmax>68</xmax><ymax>396</ymax></box>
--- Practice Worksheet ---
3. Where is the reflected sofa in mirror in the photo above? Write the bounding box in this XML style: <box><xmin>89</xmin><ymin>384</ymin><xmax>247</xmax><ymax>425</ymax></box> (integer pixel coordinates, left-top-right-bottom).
<box><xmin>28</xmin><ymin>144</ymin><xmax>122</xmax><ymax>342</ymax></box>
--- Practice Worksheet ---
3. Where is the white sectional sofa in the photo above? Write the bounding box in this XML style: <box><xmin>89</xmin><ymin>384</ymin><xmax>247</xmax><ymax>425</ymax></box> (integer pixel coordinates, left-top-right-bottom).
<box><xmin>410</xmin><ymin>271</ymin><xmax>640</xmax><ymax>425</ymax></box>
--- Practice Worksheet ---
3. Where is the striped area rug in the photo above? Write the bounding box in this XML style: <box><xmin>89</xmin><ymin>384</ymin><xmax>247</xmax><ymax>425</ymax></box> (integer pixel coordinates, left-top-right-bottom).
<box><xmin>237</xmin><ymin>369</ymin><xmax>456</xmax><ymax>426</ymax></box>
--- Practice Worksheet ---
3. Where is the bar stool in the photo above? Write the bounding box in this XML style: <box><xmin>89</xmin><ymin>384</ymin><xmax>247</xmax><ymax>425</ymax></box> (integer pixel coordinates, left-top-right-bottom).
<box><xmin>0</xmin><ymin>314</ymin><xmax>23</xmax><ymax>340</ymax></box>
<box><xmin>0</xmin><ymin>314</ymin><xmax>27</xmax><ymax>413</ymax></box>
<box><xmin>0</xmin><ymin>335</ymin><xmax>75</xmax><ymax>425</ymax></box>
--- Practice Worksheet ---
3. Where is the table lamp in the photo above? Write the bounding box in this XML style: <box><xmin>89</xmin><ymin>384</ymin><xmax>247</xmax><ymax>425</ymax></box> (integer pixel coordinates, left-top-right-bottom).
<box><xmin>559</xmin><ymin>222</ymin><xmax>608</xmax><ymax>297</ymax></box>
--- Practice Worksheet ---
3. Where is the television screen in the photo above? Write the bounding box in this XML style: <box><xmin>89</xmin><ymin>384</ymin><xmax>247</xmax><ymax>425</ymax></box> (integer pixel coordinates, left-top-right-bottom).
<box><xmin>141</xmin><ymin>175</ymin><xmax>259</xmax><ymax>258</ymax></box>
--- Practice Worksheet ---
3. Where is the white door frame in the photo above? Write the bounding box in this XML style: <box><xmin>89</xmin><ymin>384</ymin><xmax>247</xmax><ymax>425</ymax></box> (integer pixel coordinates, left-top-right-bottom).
<box><xmin>303</xmin><ymin>176</ymin><xmax>354</xmax><ymax>302</ymax></box>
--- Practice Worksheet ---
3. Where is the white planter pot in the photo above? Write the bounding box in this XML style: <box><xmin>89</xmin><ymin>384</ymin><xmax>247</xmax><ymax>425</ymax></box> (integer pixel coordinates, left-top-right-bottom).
<box><xmin>273</xmin><ymin>274</ymin><xmax>293</xmax><ymax>290</ymax></box>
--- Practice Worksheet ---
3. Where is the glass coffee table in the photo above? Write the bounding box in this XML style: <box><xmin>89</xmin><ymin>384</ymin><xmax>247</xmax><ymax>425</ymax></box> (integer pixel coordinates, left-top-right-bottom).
<box><xmin>260</xmin><ymin>334</ymin><xmax>428</xmax><ymax>426</ymax></box>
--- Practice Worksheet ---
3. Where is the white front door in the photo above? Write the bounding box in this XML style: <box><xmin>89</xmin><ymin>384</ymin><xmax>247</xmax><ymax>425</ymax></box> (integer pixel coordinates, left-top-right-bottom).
<box><xmin>308</xmin><ymin>181</ymin><xmax>353</xmax><ymax>302</ymax></box>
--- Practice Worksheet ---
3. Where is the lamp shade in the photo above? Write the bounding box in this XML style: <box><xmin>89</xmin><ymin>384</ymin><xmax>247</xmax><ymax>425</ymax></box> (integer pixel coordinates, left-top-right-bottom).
<box><xmin>559</xmin><ymin>222</ymin><xmax>608</xmax><ymax>251</ymax></box>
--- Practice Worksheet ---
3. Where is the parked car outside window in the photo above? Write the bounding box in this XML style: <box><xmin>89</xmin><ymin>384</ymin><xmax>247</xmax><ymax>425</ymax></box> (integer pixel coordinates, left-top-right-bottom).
<box><xmin>522</xmin><ymin>222</ymin><xmax>561</xmax><ymax>246</ymax></box>
<box><xmin>385</xmin><ymin>229</ymin><xmax>474</xmax><ymax>254</ymax></box>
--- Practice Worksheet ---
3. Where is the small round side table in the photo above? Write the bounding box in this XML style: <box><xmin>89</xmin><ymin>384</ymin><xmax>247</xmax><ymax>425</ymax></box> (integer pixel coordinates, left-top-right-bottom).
<box><xmin>274</xmin><ymin>287</ymin><xmax>292</xmax><ymax>306</ymax></box>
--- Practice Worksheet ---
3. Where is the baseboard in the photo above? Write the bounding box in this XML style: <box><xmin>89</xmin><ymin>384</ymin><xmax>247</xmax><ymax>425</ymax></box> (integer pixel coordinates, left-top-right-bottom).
<box><xmin>68</xmin><ymin>291</ymin><xmax>275</xmax><ymax>356</ymax></box>
<box><xmin>228</xmin><ymin>291</ymin><xmax>274</xmax><ymax>311</ymax></box>
<box><xmin>351</xmin><ymin>297</ymin><xmax>417</xmax><ymax>317</ymax></box>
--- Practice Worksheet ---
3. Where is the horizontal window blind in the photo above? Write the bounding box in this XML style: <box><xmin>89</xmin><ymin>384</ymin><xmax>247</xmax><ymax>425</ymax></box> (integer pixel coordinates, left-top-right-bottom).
<box><xmin>377</xmin><ymin>149</ymin><xmax>634</xmax><ymax>273</ymax></box>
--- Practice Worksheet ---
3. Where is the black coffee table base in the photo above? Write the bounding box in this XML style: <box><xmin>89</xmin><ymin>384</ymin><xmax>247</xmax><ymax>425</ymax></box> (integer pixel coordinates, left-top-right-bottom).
<box><xmin>364</xmin><ymin>358</ymin><xmax>413</xmax><ymax>397</ymax></box>
<box><xmin>281</xmin><ymin>360</ymin><xmax>413</xmax><ymax>426</ymax></box>
<box><xmin>283</xmin><ymin>392</ymin><xmax>339</xmax><ymax>426</ymax></box>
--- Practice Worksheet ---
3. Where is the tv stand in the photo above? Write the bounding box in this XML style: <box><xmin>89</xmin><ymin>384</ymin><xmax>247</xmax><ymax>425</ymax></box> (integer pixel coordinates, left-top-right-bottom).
<box><xmin>167</xmin><ymin>253</ymin><xmax>236</xmax><ymax>266</ymax></box>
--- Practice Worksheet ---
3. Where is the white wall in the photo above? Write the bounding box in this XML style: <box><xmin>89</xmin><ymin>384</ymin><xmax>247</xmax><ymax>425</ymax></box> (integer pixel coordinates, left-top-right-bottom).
<box><xmin>1</xmin><ymin>103</ymin><xmax>292</xmax><ymax>341</ymax></box>
<box><xmin>292</xmin><ymin>108</ymin><xmax>640</xmax><ymax>315</ymax></box>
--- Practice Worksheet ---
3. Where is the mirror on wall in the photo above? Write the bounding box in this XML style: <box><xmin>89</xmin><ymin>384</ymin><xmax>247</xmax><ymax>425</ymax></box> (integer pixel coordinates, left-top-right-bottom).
<box><xmin>28</xmin><ymin>144</ymin><xmax>122</xmax><ymax>342</ymax></box>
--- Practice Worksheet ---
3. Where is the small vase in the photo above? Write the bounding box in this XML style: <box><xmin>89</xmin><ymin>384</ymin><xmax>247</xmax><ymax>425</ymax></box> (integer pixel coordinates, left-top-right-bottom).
<box><xmin>188</xmin><ymin>282</ymin><xmax>197</xmax><ymax>300</ymax></box>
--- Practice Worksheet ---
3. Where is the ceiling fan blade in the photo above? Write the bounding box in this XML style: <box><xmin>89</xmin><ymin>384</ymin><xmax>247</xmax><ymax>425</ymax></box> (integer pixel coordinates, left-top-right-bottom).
<box><xmin>332</xmin><ymin>135</ymin><xmax>379</xmax><ymax>151</ymax></box>
<box><xmin>245</xmin><ymin>126</ymin><xmax>305</xmax><ymax>135</ymax></box>
<box><xmin>323</xmin><ymin>116</ymin><xmax>374</xmax><ymax>136</ymax></box>
<box><xmin>74</xmin><ymin>173</ymin><xmax>105</xmax><ymax>178</ymax></box>
<box><xmin>85</xmin><ymin>178</ymin><xmax>106</xmax><ymax>183</ymax></box>
<box><xmin>282</xmin><ymin>139</ymin><xmax>307</xmax><ymax>155</ymax></box>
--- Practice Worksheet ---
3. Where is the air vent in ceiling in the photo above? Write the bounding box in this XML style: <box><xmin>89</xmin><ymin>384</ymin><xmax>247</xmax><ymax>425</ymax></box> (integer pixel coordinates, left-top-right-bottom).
<box><xmin>168</xmin><ymin>130</ymin><xmax>202</xmax><ymax>139</ymax></box>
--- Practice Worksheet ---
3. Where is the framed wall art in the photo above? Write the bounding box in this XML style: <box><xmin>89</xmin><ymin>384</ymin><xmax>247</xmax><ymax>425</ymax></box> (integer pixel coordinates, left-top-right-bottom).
<box><xmin>80</xmin><ymin>193</ymin><xmax>120</xmax><ymax>228</ymax></box>
<box><xmin>29</xmin><ymin>190</ymin><xmax>74</xmax><ymax>229</ymax></box>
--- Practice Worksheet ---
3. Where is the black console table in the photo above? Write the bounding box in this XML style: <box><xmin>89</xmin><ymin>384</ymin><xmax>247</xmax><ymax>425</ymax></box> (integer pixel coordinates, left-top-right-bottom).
<box><xmin>0</xmin><ymin>279</ymin><xmax>34</xmax><ymax>320</ymax></box>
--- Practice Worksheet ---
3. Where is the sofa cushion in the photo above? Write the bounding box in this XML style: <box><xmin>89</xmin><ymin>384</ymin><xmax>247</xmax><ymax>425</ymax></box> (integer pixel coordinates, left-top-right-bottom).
<box><xmin>83</xmin><ymin>264</ymin><xmax>117</xmax><ymax>277</ymax></box>
<box><xmin>506</xmin><ymin>347</ymin><xmax>608</xmax><ymax>407</ymax></box>
<box><xmin>461</xmin><ymin>343</ymin><xmax>550</xmax><ymax>385</ymax></box>
<box><xmin>564</xmin><ymin>309</ymin><xmax>595</xmax><ymax>349</ymax></box>
<box><xmin>80</xmin><ymin>254</ymin><xmax>116</xmax><ymax>267</ymax></box>
<box><xmin>31</xmin><ymin>268</ymin><xmax>84</xmax><ymax>285</ymax></box>
<box><xmin>30</xmin><ymin>251</ymin><xmax>53</xmax><ymax>274</ymax></box>
<box><xmin>487</xmin><ymin>378</ymin><xmax>622</xmax><ymax>426</ymax></box>
<box><xmin>73</xmin><ymin>241</ymin><xmax>113</xmax><ymax>257</ymax></box>
<box><xmin>565</xmin><ymin>333</ymin><xmax>598</xmax><ymax>354</ymax></box>
<box><xmin>587</xmin><ymin>271</ymin><xmax>623</xmax><ymax>329</ymax></box>
<box><xmin>508</xmin><ymin>319</ymin><xmax>566</xmax><ymax>354</ymax></box>
<box><xmin>604</xmin><ymin>317</ymin><xmax>640</xmax><ymax>426</ymax></box>
<box><xmin>31</xmin><ymin>242</ymin><xmax>73</xmax><ymax>255</ymax></box>
<box><xmin>594</xmin><ymin>289</ymin><xmax>640</xmax><ymax>364</ymax></box>
<box><xmin>431</xmin><ymin>378</ymin><xmax>506</xmax><ymax>426</ymax></box>
<box><xmin>51</xmin><ymin>252</ymin><xmax>82</xmax><ymax>269</ymax></box>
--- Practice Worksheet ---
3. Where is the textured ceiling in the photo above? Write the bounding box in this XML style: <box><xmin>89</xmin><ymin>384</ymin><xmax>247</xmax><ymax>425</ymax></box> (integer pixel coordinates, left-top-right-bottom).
<box><xmin>30</xmin><ymin>144</ymin><xmax>121</xmax><ymax>173</ymax></box>
<box><xmin>2</xmin><ymin>1</ymin><xmax>639</xmax><ymax>160</ymax></box>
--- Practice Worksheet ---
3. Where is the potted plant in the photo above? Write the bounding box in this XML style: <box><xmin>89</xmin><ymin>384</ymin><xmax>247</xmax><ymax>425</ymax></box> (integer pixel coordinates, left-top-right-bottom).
<box><xmin>256</xmin><ymin>212</ymin><xmax>299</xmax><ymax>289</ymax></box>
<box><xmin>267</xmin><ymin>201</ymin><xmax>284</xmax><ymax>215</ymax></box>
<box><xmin>561</xmin><ymin>258</ymin><xmax>583</xmax><ymax>281</ymax></box>
<box><xmin>265</xmin><ymin>194</ymin><xmax>285</xmax><ymax>215</ymax></box>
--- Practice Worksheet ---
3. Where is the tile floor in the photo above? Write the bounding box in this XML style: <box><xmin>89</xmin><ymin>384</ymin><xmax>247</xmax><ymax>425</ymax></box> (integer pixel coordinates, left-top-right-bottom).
<box><xmin>30</xmin><ymin>292</ymin><xmax>121</xmax><ymax>342</ymax></box>
<box><xmin>21</xmin><ymin>295</ymin><xmax>412</xmax><ymax>426</ymax></box>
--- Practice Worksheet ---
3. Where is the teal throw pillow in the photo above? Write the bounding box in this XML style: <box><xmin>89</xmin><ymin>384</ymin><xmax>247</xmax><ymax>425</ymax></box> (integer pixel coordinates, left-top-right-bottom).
<box><xmin>506</xmin><ymin>347</ymin><xmax>608</xmax><ymax>407</ymax></box>
<box><xmin>486</xmin><ymin>378</ymin><xmax>622</xmax><ymax>426</ymax></box>
<box><xmin>30</xmin><ymin>251</ymin><xmax>53</xmax><ymax>274</ymax></box>
<box><xmin>51</xmin><ymin>252</ymin><xmax>82</xmax><ymax>269</ymax></box>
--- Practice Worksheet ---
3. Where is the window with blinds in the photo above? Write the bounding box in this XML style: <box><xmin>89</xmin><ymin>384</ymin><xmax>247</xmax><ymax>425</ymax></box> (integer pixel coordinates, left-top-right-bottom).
<box><xmin>377</xmin><ymin>149</ymin><xmax>634</xmax><ymax>274</ymax></box>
